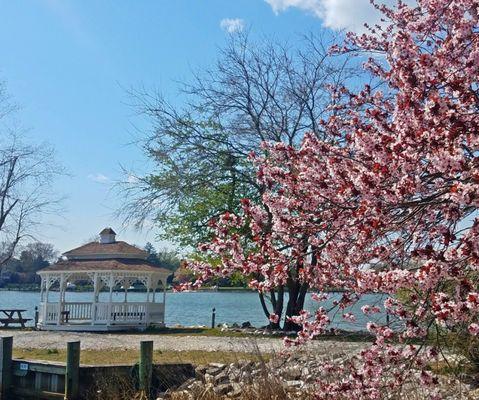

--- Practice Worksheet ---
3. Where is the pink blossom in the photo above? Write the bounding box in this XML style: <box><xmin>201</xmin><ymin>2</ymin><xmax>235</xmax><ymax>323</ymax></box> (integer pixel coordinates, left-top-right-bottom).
<box><xmin>342</xmin><ymin>312</ymin><xmax>356</xmax><ymax>322</ymax></box>
<box><xmin>184</xmin><ymin>0</ymin><xmax>479</xmax><ymax>397</ymax></box>
<box><xmin>469</xmin><ymin>323</ymin><xmax>479</xmax><ymax>336</ymax></box>
<box><xmin>269</xmin><ymin>313</ymin><xmax>280</xmax><ymax>324</ymax></box>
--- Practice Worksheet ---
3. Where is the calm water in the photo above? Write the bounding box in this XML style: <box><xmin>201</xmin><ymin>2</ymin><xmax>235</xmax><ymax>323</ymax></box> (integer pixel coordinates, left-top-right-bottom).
<box><xmin>0</xmin><ymin>290</ymin><xmax>388</xmax><ymax>331</ymax></box>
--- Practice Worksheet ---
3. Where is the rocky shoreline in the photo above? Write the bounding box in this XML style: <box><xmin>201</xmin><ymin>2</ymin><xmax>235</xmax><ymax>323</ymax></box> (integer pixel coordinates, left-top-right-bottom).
<box><xmin>158</xmin><ymin>352</ymin><xmax>479</xmax><ymax>400</ymax></box>
<box><xmin>159</xmin><ymin>352</ymin><xmax>325</xmax><ymax>399</ymax></box>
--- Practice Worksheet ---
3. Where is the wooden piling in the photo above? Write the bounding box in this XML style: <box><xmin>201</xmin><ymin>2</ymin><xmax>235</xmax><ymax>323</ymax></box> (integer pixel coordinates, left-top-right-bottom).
<box><xmin>34</xmin><ymin>307</ymin><xmax>39</xmax><ymax>329</ymax></box>
<box><xmin>64</xmin><ymin>341</ymin><xmax>80</xmax><ymax>400</ymax></box>
<box><xmin>139</xmin><ymin>340</ymin><xmax>153</xmax><ymax>399</ymax></box>
<box><xmin>211</xmin><ymin>307</ymin><xmax>216</xmax><ymax>329</ymax></box>
<box><xmin>0</xmin><ymin>337</ymin><xmax>12</xmax><ymax>400</ymax></box>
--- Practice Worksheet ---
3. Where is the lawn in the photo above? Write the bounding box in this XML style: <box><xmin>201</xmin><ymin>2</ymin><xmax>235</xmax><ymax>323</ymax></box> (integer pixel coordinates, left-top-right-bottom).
<box><xmin>13</xmin><ymin>347</ymin><xmax>268</xmax><ymax>366</ymax></box>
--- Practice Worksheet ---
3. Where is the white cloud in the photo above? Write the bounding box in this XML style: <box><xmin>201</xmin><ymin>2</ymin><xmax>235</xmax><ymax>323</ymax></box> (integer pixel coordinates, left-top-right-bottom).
<box><xmin>88</xmin><ymin>173</ymin><xmax>109</xmax><ymax>183</ymax></box>
<box><xmin>126</xmin><ymin>173</ymin><xmax>139</xmax><ymax>184</ymax></box>
<box><xmin>265</xmin><ymin>0</ymin><xmax>323</xmax><ymax>17</ymax></box>
<box><xmin>265</xmin><ymin>0</ymin><xmax>388</xmax><ymax>33</ymax></box>
<box><xmin>220</xmin><ymin>18</ymin><xmax>245</xmax><ymax>33</ymax></box>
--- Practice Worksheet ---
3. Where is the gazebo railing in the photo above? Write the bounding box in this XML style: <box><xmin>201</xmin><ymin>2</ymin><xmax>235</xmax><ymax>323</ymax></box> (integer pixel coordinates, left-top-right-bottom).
<box><xmin>39</xmin><ymin>302</ymin><xmax>165</xmax><ymax>326</ymax></box>
<box><xmin>42</xmin><ymin>302</ymin><xmax>59</xmax><ymax>324</ymax></box>
<box><xmin>65</xmin><ymin>302</ymin><xmax>92</xmax><ymax>321</ymax></box>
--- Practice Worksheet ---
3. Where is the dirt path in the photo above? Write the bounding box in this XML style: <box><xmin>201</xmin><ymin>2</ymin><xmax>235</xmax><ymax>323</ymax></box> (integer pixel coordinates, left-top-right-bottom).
<box><xmin>0</xmin><ymin>330</ymin><xmax>365</xmax><ymax>355</ymax></box>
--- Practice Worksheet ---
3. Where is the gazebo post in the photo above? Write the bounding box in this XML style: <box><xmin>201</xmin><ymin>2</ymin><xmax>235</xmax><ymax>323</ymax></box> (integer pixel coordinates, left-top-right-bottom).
<box><xmin>57</xmin><ymin>273</ymin><xmax>65</xmax><ymax>326</ymax></box>
<box><xmin>45</xmin><ymin>275</ymin><xmax>50</xmax><ymax>303</ymax></box>
<box><xmin>92</xmin><ymin>272</ymin><xmax>99</xmax><ymax>325</ymax></box>
<box><xmin>146</xmin><ymin>276</ymin><xmax>151</xmax><ymax>325</ymax></box>
<box><xmin>161</xmin><ymin>277</ymin><xmax>167</xmax><ymax>327</ymax></box>
<box><xmin>163</xmin><ymin>279</ymin><xmax>167</xmax><ymax>304</ymax></box>
<box><xmin>40</xmin><ymin>277</ymin><xmax>44</xmax><ymax>302</ymax></box>
<box><xmin>107</xmin><ymin>273</ymin><xmax>114</xmax><ymax>326</ymax></box>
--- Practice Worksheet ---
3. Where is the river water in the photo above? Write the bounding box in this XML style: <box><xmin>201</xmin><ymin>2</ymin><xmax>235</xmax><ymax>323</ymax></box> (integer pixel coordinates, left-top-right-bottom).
<box><xmin>0</xmin><ymin>290</ymin><xmax>388</xmax><ymax>330</ymax></box>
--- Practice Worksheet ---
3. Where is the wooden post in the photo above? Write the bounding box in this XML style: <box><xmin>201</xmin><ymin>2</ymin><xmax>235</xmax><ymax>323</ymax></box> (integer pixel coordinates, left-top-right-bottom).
<box><xmin>0</xmin><ymin>336</ymin><xmax>12</xmax><ymax>400</ymax></box>
<box><xmin>211</xmin><ymin>307</ymin><xmax>216</xmax><ymax>329</ymax></box>
<box><xmin>65</xmin><ymin>341</ymin><xmax>80</xmax><ymax>400</ymax></box>
<box><xmin>34</xmin><ymin>306</ymin><xmax>39</xmax><ymax>329</ymax></box>
<box><xmin>139</xmin><ymin>341</ymin><xmax>153</xmax><ymax>399</ymax></box>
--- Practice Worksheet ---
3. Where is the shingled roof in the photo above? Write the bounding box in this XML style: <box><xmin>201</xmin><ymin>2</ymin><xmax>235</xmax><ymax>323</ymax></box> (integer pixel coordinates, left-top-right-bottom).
<box><xmin>38</xmin><ymin>259</ymin><xmax>172</xmax><ymax>275</ymax></box>
<box><xmin>38</xmin><ymin>228</ymin><xmax>173</xmax><ymax>276</ymax></box>
<box><xmin>63</xmin><ymin>241</ymin><xmax>148</xmax><ymax>259</ymax></box>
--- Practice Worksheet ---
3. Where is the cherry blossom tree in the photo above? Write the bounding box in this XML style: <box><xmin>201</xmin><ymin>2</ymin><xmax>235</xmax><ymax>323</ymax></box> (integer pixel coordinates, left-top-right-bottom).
<box><xmin>187</xmin><ymin>0</ymin><xmax>479</xmax><ymax>397</ymax></box>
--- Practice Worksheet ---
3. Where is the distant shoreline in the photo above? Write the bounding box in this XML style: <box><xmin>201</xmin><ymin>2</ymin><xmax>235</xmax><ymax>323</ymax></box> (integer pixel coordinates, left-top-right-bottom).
<box><xmin>0</xmin><ymin>286</ymin><xmax>255</xmax><ymax>293</ymax></box>
<box><xmin>0</xmin><ymin>286</ymin><xmax>357</xmax><ymax>294</ymax></box>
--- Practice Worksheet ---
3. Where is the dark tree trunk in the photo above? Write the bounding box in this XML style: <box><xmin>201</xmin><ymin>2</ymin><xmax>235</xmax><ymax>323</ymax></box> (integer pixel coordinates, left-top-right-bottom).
<box><xmin>258</xmin><ymin>286</ymin><xmax>285</xmax><ymax>330</ymax></box>
<box><xmin>282</xmin><ymin>243</ymin><xmax>316</xmax><ymax>331</ymax></box>
<box><xmin>274</xmin><ymin>285</ymin><xmax>284</xmax><ymax>321</ymax></box>
<box><xmin>258</xmin><ymin>291</ymin><xmax>280</xmax><ymax>330</ymax></box>
<box><xmin>283</xmin><ymin>280</ymin><xmax>309</xmax><ymax>331</ymax></box>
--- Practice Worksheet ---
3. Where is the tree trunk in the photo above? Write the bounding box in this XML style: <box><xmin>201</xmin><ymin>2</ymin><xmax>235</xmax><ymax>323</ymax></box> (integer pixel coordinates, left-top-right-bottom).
<box><xmin>257</xmin><ymin>287</ymin><xmax>284</xmax><ymax>330</ymax></box>
<box><xmin>274</xmin><ymin>285</ymin><xmax>284</xmax><ymax>322</ymax></box>
<box><xmin>283</xmin><ymin>280</ymin><xmax>309</xmax><ymax>331</ymax></box>
<box><xmin>282</xmin><ymin>245</ymin><xmax>316</xmax><ymax>331</ymax></box>
<box><xmin>258</xmin><ymin>291</ymin><xmax>280</xmax><ymax>330</ymax></box>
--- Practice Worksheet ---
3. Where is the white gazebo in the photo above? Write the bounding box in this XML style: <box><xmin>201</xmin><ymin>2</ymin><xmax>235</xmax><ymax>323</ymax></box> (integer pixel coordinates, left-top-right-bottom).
<box><xmin>37</xmin><ymin>228</ymin><xmax>172</xmax><ymax>331</ymax></box>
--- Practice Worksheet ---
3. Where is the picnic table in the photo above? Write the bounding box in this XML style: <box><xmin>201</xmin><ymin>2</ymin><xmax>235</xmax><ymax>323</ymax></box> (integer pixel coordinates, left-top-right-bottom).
<box><xmin>0</xmin><ymin>309</ymin><xmax>31</xmax><ymax>328</ymax></box>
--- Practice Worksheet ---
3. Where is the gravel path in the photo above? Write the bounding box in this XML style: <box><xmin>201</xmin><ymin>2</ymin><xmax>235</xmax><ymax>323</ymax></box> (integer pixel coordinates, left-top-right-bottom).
<box><xmin>0</xmin><ymin>330</ymin><xmax>365</xmax><ymax>355</ymax></box>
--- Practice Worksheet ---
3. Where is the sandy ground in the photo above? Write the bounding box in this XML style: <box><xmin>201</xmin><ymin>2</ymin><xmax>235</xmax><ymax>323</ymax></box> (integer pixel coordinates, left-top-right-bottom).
<box><xmin>0</xmin><ymin>329</ymin><xmax>365</xmax><ymax>355</ymax></box>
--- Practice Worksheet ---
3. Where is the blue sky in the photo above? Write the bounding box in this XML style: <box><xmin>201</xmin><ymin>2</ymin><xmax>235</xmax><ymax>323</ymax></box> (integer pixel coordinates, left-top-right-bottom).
<box><xmin>0</xmin><ymin>0</ymin><xmax>379</xmax><ymax>253</ymax></box>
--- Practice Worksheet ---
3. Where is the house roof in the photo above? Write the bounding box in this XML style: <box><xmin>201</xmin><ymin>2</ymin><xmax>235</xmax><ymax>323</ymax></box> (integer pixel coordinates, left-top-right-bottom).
<box><xmin>63</xmin><ymin>241</ymin><xmax>148</xmax><ymax>259</ymax></box>
<box><xmin>38</xmin><ymin>258</ymin><xmax>172</xmax><ymax>275</ymax></box>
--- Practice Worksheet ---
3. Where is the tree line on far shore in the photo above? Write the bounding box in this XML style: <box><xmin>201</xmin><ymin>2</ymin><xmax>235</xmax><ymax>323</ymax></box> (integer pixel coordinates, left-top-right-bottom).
<box><xmin>0</xmin><ymin>241</ymin><xmax>182</xmax><ymax>288</ymax></box>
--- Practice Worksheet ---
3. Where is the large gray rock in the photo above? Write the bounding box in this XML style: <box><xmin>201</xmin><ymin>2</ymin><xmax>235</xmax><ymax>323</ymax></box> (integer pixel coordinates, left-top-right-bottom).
<box><xmin>214</xmin><ymin>371</ymin><xmax>230</xmax><ymax>385</ymax></box>
<box><xmin>213</xmin><ymin>383</ymin><xmax>233</xmax><ymax>395</ymax></box>
<box><xmin>281</xmin><ymin>365</ymin><xmax>302</xmax><ymax>380</ymax></box>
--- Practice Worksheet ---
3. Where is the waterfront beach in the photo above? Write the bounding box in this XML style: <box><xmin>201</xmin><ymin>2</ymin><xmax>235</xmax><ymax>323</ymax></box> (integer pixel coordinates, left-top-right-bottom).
<box><xmin>0</xmin><ymin>328</ymin><xmax>366</xmax><ymax>355</ymax></box>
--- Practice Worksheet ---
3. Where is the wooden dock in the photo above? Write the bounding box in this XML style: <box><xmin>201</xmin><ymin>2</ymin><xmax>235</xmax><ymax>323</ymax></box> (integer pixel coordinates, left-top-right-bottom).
<box><xmin>0</xmin><ymin>336</ymin><xmax>194</xmax><ymax>399</ymax></box>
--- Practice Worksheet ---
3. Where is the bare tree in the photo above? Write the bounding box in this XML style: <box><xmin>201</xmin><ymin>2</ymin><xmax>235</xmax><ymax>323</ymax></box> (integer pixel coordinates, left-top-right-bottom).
<box><xmin>0</xmin><ymin>85</ymin><xmax>62</xmax><ymax>267</ymax></box>
<box><xmin>121</xmin><ymin>32</ymin><xmax>358</xmax><ymax>329</ymax></box>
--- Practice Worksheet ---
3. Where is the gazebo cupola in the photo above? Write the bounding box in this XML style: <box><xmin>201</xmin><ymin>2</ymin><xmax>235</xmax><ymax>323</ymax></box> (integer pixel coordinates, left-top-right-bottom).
<box><xmin>99</xmin><ymin>227</ymin><xmax>116</xmax><ymax>244</ymax></box>
<box><xmin>36</xmin><ymin>228</ymin><xmax>172</xmax><ymax>331</ymax></box>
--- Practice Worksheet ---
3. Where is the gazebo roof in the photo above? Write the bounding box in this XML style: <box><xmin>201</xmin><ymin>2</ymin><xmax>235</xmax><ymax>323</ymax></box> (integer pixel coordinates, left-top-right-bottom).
<box><xmin>99</xmin><ymin>227</ymin><xmax>116</xmax><ymax>235</ymax></box>
<box><xmin>64</xmin><ymin>241</ymin><xmax>148</xmax><ymax>259</ymax></box>
<box><xmin>38</xmin><ymin>258</ymin><xmax>172</xmax><ymax>276</ymax></box>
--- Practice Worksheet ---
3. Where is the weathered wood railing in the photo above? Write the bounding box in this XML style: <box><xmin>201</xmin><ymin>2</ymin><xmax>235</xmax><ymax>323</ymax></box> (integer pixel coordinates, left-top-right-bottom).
<box><xmin>0</xmin><ymin>338</ymin><xmax>80</xmax><ymax>400</ymax></box>
<box><xmin>0</xmin><ymin>336</ymin><xmax>193</xmax><ymax>400</ymax></box>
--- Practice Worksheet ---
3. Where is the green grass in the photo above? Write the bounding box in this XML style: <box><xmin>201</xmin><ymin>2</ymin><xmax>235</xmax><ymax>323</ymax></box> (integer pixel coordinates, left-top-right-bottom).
<box><xmin>13</xmin><ymin>347</ymin><xmax>268</xmax><ymax>366</ymax></box>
